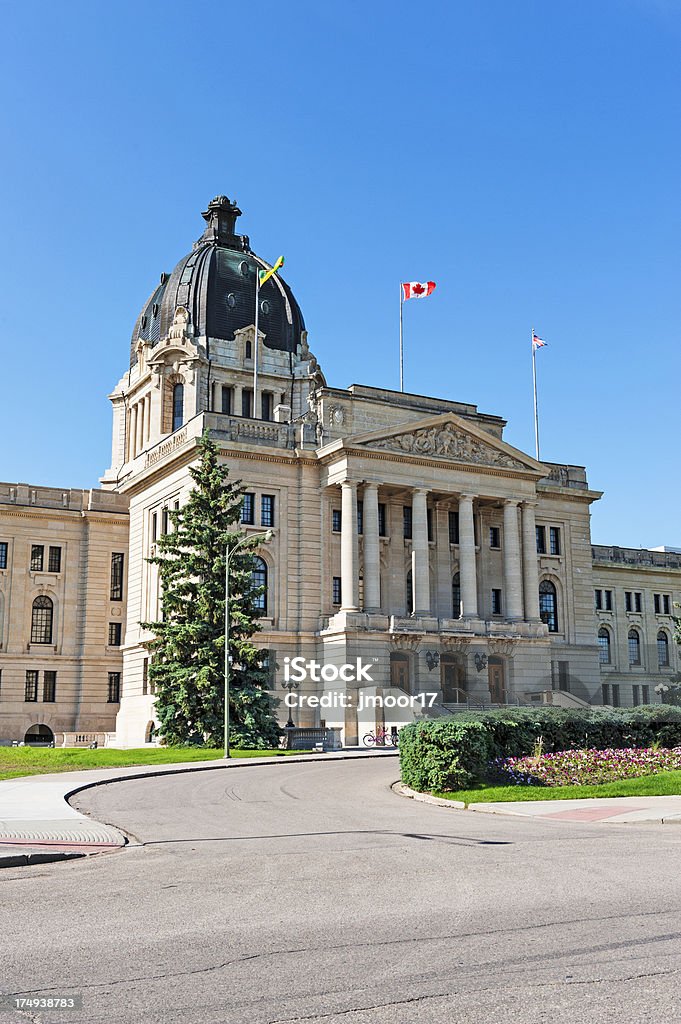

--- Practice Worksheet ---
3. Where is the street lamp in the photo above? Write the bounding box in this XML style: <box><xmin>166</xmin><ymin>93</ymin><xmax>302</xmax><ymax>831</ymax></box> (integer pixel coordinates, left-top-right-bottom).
<box><xmin>281</xmin><ymin>680</ymin><xmax>300</xmax><ymax>728</ymax></box>
<box><xmin>224</xmin><ymin>529</ymin><xmax>273</xmax><ymax>759</ymax></box>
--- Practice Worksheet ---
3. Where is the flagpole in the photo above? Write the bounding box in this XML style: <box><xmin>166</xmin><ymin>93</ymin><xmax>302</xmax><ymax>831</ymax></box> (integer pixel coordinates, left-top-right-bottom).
<box><xmin>399</xmin><ymin>284</ymin><xmax>404</xmax><ymax>392</ymax></box>
<box><xmin>532</xmin><ymin>326</ymin><xmax>540</xmax><ymax>461</ymax></box>
<box><xmin>253</xmin><ymin>270</ymin><xmax>260</xmax><ymax>419</ymax></box>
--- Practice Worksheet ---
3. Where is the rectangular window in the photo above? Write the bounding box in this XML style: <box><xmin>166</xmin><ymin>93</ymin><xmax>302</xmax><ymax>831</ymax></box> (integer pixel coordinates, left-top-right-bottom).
<box><xmin>427</xmin><ymin>509</ymin><xmax>433</xmax><ymax>543</ymax></box>
<box><xmin>403</xmin><ymin>506</ymin><xmax>412</xmax><ymax>540</ymax></box>
<box><xmin>654</xmin><ymin>593</ymin><xmax>661</xmax><ymax>614</ymax></box>
<box><xmin>634</xmin><ymin>592</ymin><xmax>642</xmax><ymax>613</ymax></box>
<box><xmin>30</xmin><ymin>544</ymin><xmax>44</xmax><ymax>571</ymax></box>
<box><xmin>108</xmin><ymin>622</ymin><xmax>122</xmax><ymax>647</ymax></box>
<box><xmin>43</xmin><ymin>671</ymin><xmax>56</xmax><ymax>703</ymax></box>
<box><xmin>241</xmin><ymin>493</ymin><xmax>255</xmax><ymax>525</ymax></box>
<box><xmin>110</xmin><ymin>553</ymin><xmax>124</xmax><ymax>601</ymax></box>
<box><xmin>536</xmin><ymin>526</ymin><xmax>546</xmax><ymax>554</ymax></box>
<box><xmin>221</xmin><ymin>385</ymin><xmax>231</xmax><ymax>415</ymax></box>
<box><xmin>261</xmin><ymin>393</ymin><xmax>273</xmax><ymax>421</ymax></box>
<box><xmin>108</xmin><ymin>672</ymin><xmax>121</xmax><ymax>703</ymax></box>
<box><xmin>611</xmin><ymin>684</ymin><xmax>620</xmax><ymax>708</ymax></box>
<box><xmin>261</xmin><ymin>495</ymin><xmax>275</xmax><ymax>528</ymax></box>
<box><xmin>357</xmin><ymin>500</ymin><xmax>363</xmax><ymax>535</ymax></box>
<box><xmin>332</xmin><ymin>509</ymin><xmax>341</xmax><ymax>533</ymax></box>
<box><xmin>142</xmin><ymin>658</ymin><xmax>148</xmax><ymax>696</ymax></box>
<box><xmin>242</xmin><ymin>389</ymin><xmax>253</xmax><ymax>418</ymax></box>
<box><xmin>48</xmin><ymin>546</ymin><xmax>62</xmax><ymax>573</ymax></box>
<box><xmin>491</xmin><ymin>588</ymin><xmax>502</xmax><ymax>615</ymax></box>
<box><xmin>449</xmin><ymin>511</ymin><xmax>459</xmax><ymax>545</ymax></box>
<box><xmin>161</xmin><ymin>507</ymin><xmax>169</xmax><ymax>535</ymax></box>
<box><xmin>0</xmin><ymin>542</ymin><xmax>6</xmax><ymax>569</ymax></box>
<box><xmin>151</xmin><ymin>512</ymin><xmax>158</xmax><ymax>543</ymax></box>
<box><xmin>549</xmin><ymin>527</ymin><xmax>561</xmax><ymax>556</ymax></box>
<box><xmin>490</xmin><ymin>526</ymin><xmax>500</xmax><ymax>549</ymax></box>
<box><xmin>595</xmin><ymin>589</ymin><xmax>602</xmax><ymax>610</ymax></box>
<box><xmin>642</xmin><ymin>685</ymin><xmax>650</xmax><ymax>705</ymax></box>
<box><xmin>601</xmin><ymin>683</ymin><xmax>610</xmax><ymax>706</ymax></box>
<box><xmin>332</xmin><ymin>576</ymin><xmax>342</xmax><ymax>605</ymax></box>
<box><xmin>632</xmin><ymin>684</ymin><xmax>640</xmax><ymax>707</ymax></box>
<box><xmin>625</xmin><ymin>591</ymin><xmax>632</xmax><ymax>612</ymax></box>
<box><xmin>378</xmin><ymin>503</ymin><xmax>386</xmax><ymax>537</ymax></box>
<box><xmin>663</xmin><ymin>595</ymin><xmax>671</xmax><ymax>615</ymax></box>
<box><xmin>604</xmin><ymin>590</ymin><xmax>613</xmax><ymax>611</ymax></box>
<box><xmin>25</xmin><ymin>671</ymin><xmax>38</xmax><ymax>702</ymax></box>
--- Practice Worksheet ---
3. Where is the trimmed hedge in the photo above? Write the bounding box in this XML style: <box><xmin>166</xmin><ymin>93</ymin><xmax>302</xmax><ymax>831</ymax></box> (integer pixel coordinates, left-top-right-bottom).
<box><xmin>398</xmin><ymin>706</ymin><xmax>681</xmax><ymax>792</ymax></box>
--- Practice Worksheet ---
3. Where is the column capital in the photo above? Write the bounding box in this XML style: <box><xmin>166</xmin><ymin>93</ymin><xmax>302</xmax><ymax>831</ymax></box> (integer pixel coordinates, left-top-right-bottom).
<box><xmin>459</xmin><ymin>492</ymin><xmax>477</xmax><ymax>502</ymax></box>
<box><xmin>521</xmin><ymin>499</ymin><xmax>538</xmax><ymax>510</ymax></box>
<box><xmin>412</xmin><ymin>487</ymin><xmax>429</xmax><ymax>496</ymax></box>
<box><xmin>362</xmin><ymin>481</ymin><xmax>380</xmax><ymax>492</ymax></box>
<box><xmin>503</xmin><ymin>498</ymin><xmax>519</xmax><ymax>508</ymax></box>
<box><xmin>340</xmin><ymin>479</ymin><xmax>358</xmax><ymax>490</ymax></box>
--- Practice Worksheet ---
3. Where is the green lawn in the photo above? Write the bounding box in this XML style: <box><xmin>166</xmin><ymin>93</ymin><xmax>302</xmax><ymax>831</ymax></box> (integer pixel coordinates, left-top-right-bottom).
<box><xmin>0</xmin><ymin>746</ymin><xmax>308</xmax><ymax>782</ymax></box>
<box><xmin>433</xmin><ymin>769</ymin><xmax>681</xmax><ymax>805</ymax></box>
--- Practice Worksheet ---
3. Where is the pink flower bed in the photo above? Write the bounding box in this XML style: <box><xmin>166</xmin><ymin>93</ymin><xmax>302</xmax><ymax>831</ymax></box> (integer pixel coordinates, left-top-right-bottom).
<box><xmin>494</xmin><ymin>747</ymin><xmax>681</xmax><ymax>787</ymax></box>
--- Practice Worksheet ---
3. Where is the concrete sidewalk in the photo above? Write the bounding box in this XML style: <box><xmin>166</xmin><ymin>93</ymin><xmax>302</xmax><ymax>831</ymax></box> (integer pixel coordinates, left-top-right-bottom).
<box><xmin>0</xmin><ymin>749</ymin><xmax>398</xmax><ymax>867</ymax></box>
<box><xmin>395</xmin><ymin>782</ymin><xmax>681</xmax><ymax>824</ymax></box>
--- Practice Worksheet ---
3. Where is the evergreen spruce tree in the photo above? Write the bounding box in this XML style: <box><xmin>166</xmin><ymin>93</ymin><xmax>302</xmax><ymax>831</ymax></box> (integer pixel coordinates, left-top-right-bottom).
<box><xmin>141</xmin><ymin>431</ymin><xmax>280</xmax><ymax>748</ymax></box>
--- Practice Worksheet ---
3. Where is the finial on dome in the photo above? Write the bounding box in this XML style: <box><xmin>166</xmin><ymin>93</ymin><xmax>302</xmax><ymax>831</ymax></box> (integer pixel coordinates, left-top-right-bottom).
<box><xmin>199</xmin><ymin>195</ymin><xmax>246</xmax><ymax>248</ymax></box>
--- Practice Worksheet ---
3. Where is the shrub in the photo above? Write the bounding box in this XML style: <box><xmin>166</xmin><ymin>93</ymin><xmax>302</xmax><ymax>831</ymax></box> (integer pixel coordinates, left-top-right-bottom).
<box><xmin>399</xmin><ymin>706</ymin><xmax>681</xmax><ymax>792</ymax></box>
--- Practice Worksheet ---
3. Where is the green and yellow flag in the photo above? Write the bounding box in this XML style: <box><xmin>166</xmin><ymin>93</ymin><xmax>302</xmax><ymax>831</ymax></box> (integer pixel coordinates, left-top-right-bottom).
<box><xmin>258</xmin><ymin>255</ymin><xmax>284</xmax><ymax>287</ymax></box>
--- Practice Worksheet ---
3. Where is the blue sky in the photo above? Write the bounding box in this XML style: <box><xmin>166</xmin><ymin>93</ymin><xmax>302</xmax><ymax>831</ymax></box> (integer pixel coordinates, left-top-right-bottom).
<box><xmin>1</xmin><ymin>0</ymin><xmax>678</xmax><ymax>546</ymax></box>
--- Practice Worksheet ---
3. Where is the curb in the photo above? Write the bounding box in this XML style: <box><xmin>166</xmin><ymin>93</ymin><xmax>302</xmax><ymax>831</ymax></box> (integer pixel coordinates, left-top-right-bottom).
<box><xmin>391</xmin><ymin>780</ymin><xmax>465</xmax><ymax>809</ymax></box>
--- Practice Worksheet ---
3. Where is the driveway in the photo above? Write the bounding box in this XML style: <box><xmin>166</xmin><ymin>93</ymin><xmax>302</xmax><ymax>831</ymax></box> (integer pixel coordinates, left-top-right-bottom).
<box><xmin>1</xmin><ymin>757</ymin><xmax>679</xmax><ymax>1023</ymax></box>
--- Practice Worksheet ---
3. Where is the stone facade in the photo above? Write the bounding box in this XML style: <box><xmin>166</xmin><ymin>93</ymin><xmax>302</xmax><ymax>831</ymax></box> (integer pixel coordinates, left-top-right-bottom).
<box><xmin>0</xmin><ymin>483</ymin><xmax>129</xmax><ymax>744</ymax></box>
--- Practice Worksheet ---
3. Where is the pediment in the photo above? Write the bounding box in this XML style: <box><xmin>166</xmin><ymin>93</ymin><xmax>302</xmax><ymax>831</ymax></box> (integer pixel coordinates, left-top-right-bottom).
<box><xmin>341</xmin><ymin>413</ymin><xmax>544</xmax><ymax>474</ymax></box>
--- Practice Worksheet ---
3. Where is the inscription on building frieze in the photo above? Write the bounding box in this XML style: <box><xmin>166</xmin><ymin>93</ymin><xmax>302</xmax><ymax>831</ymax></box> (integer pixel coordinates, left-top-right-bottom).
<box><xmin>145</xmin><ymin>428</ymin><xmax>188</xmax><ymax>468</ymax></box>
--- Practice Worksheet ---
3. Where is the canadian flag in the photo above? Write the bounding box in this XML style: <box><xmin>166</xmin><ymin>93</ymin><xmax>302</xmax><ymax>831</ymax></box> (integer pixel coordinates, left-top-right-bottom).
<box><xmin>402</xmin><ymin>281</ymin><xmax>436</xmax><ymax>300</ymax></box>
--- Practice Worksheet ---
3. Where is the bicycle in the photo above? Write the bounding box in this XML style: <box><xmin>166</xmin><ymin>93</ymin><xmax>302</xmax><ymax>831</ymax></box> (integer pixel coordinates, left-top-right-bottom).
<box><xmin>362</xmin><ymin>729</ymin><xmax>398</xmax><ymax>748</ymax></box>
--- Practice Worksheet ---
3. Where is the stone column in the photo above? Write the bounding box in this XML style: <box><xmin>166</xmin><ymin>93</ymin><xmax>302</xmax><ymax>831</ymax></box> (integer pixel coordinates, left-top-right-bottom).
<box><xmin>521</xmin><ymin>501</ymin><xmax>541</xmax><ymax>621</ymax></box>
<box><xmin>233</xmin><ymin>384</ymin><xmax>243</xmax><ymax>417</ymax></box>
<box><xmin>340</xmin><ymin>481</ymin><xmax>359</xmax><ymax>611</ymax></box>
<box><xmin>458</xmin><ymin>494</ymin><xmax>478</xmax><ymax>618</ymax></box>
<box><xmin>435</xmin><ymin>503</ymin><xmax>452</xmax><ymax>618</ymax></box>
<box><xmin>412</xmin><ymin>489</ymin><xmax>430</xmax><ymax>615</ymax></box>
<box><xmin>503</xmin><ymin>500</ymin><xmax>524</xmax><ymax>621</ymax></box>
<box><xmin>131</xmin><ymin>405</ymin><xmax>138</xmax><ymax>459</ymax></box>
<box><xmin>363</xmin><ymin>483</ymin><xmax>381</xmax><ymax>612</ymax></box>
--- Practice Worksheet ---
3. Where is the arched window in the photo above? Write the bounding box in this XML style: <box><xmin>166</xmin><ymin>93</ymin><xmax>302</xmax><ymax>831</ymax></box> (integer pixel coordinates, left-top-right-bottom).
<box><xmin>251</xmin><ymin>557</ymin><xmax>268</xmax><ymax>614</ymax></box>
<box><xmin>598</xmin><ymin>626</ymin><xmax>611</xmax><ymax>664</ymax></box>
<box><xmin>245</xmin><ymin>339</ymin><xmax>252</xmax><ymax>360</ymax></box>
<box><xmin>172</xmin><ymin>383</ymin><xmax>184</xmax><ymax>432</ymax></box>
<box><xmin>452</xmin><ymin>572</ymin><xmax>461</xmax><ymax>619</ymax></box>
<box><xmin>539</xmin><ymin>580</ymin><xmax>558</xmax><ymax>632</ymax></box>
<box><xmin>406</xmin><ymin>569</ymin><xmax>413</xmax><ymax>615</ymax></box>
<box><xmin>657</xmin><ymin>630</ymin><xmax>670</xmax><ymax>668</ymax></box>
<box><xmin>31</xmin><ymin>596</ymin><xmax>53</xmax><ymax>644</ymax></box>
<box><xmin>628</xmin><ymin>629</ymin><xmax>641</xmax><ymax>666</ymax></box>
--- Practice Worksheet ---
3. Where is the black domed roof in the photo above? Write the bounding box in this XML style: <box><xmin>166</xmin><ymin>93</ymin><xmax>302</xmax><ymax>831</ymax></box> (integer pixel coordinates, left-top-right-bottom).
<box><xmin>130</xmin><ymin>196</ymin><xmax>305</xmax><ymax>367</ymax></box>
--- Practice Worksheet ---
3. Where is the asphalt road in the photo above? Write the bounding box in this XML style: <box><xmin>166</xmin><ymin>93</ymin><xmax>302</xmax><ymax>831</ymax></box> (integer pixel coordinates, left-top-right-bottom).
<box><xmin>2</xmin><ymin>758</ymin><xmax>681</xmax><ymax>1024</ymax></box>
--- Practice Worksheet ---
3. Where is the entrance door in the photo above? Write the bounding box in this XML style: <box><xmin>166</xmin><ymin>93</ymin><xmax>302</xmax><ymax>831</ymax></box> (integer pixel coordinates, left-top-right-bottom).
<box><xmin>441</xmin><ymin>655</ymin><xmax>466</xmax><ymax>703</ymax></box>
<box><xmin>488</xmin><ymin>658</ymin><xmax>505</xmax><ymax>704</ymax></box>
<box><xmin>390</xmin><ymin>653</ymin><xmax>410</xmax><ymax>693</ymax></box>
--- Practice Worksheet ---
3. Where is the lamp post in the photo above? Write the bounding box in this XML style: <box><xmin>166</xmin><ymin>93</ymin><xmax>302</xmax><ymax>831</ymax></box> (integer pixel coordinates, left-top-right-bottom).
<box><xmin>224</xmin><ymin>529</ymin><xmax>273</xmax><ymax>759</ymax></box>
<box><xmin>282</xmin><ymin>680</ymin><xmax>300</xmax><ymax>728</ymax></box>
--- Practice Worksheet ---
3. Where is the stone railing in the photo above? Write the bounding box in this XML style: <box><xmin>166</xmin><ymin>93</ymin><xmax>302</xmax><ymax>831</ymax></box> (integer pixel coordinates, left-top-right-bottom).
<box><xmin>540</xmin><ymin>463</ymin><xmax>589</xmax><ymax>490</ymax></box>
<box><xmin>592</xmin><ymin>545</ymin><xmax>681</xmax><ymax>570</ymax></box>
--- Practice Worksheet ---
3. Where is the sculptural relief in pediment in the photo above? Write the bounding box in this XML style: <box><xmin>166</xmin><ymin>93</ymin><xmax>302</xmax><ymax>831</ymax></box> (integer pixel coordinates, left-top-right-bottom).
<box><xmin>368</xmin><ymin>423</ymin><xmax>526</xmax><ymax>470</ymax></box>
